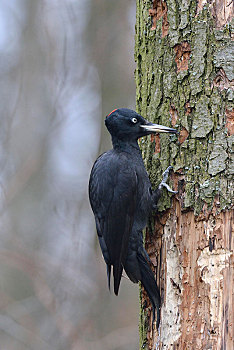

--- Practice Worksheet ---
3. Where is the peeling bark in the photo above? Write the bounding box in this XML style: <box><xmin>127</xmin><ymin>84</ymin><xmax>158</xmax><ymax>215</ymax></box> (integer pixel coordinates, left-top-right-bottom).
<box><xmin>149</xmin><ymin>0</ymin><xmax>169</xmax><ymax>36</ymax></box>
<box><xmin>225</xmin><ymin>108</ymin><xmax>234</xmax><ymax>135</ymax></box>
<box><xmin>212</xmin><ymin>69</ymin><xmax>234</xmax><ymax>92</ymax></box>
<box><xmin>135</xmin><ymin>0</ymin><xmax>233</xmax><ymax>349</ymax></box>
<box><xmin>141</xmin><ymin>203</ymin><xmax>233</xmax><ymax>350</ymax></box>
<box><xmin>197</xmin><ymin>0</ymin><xmax>234</xmax><ymax>29</ymax></box>
<box><xmin>169</xmin><ymin>105</ymin><xmax>178</xmax><ymax>126</ymax></box>
<box><xmin>174</xmin><ymin>42</ymin><xmax>191</xmax><ymax>73</ymax></box>
<box><xmin>210</xmin><ymin>0</ymin><xmax>233</xmax><ymax>29</ymax></box>
<box><xmin>178</xmin><ymin>127</ymin><xmax>189</xmax><ymax>144</ymax></box>
<box><xmin>151</xmin><ymin>133</ymin><xmax>161</xmax><ymax>153</ymax></box>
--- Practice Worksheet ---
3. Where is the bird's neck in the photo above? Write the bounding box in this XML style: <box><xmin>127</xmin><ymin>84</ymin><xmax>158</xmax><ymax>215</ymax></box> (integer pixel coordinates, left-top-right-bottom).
<box><xmin>112</xmin><ymin>137</ymin><xmax>141</xmax><ymax>155</ymax></box>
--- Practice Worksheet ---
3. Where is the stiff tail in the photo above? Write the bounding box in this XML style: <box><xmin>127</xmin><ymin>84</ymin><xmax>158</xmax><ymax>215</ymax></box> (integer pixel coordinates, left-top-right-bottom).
<box><xmin>106</xmin><ymin>263</ymin><xmax>123</xmax><ymax>295</ymax></box>
<box><xmin>106</xmin><ymin>264</ymin><xmax>111</xmax><ymax>290</ymax></box>
<box><xmin>113</xmin><ymin>262</ymin><xmax>123</xmax><ymax>295</ymax></box>
<box><xmin>137</xmin><ymin>253</ymin><xmax>161</xmax><ymax>329</ymax></box>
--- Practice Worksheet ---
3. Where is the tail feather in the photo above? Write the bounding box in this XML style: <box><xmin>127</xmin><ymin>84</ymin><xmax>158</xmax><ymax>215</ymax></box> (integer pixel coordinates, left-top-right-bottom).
<box><xmin>137</xmin><ymin>253</ymin><xmax>161</xmax><ymax>329</ymax></box>
<box><xmin>106</xmin><ymin>264</ymin><xmax>111</xmax><ymax>290</ymax></box>
<box><xmin>113</xmin><ymin>262</ymin><xmax>123</xmax><ymax>295</ymax></box>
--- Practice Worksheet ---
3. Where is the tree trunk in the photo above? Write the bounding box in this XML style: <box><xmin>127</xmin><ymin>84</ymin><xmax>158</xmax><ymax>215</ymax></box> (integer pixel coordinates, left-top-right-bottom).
<box><xmin>135</xmin><ymin>1</ymin><xmax>233</xmax><ymax>349</ymax></box>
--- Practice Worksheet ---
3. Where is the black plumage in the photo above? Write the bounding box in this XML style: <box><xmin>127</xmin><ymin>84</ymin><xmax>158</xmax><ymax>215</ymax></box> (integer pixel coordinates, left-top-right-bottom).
<box><xmin>89</xmin><ymin>108</ymin><xmax>177</xmax><ymax>328</ymax></box>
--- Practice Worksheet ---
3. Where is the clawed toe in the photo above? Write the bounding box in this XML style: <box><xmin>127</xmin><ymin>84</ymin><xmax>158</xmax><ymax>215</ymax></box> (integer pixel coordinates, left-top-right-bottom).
<box><xmin>160</xmin><ymin>182</ymin><xmax>177</xmax><ymax>193</ymax></box>
<box><xmin>158</xmin><ymin>166</ymin><xmax>177</xmax><ymax>193</ymax></box>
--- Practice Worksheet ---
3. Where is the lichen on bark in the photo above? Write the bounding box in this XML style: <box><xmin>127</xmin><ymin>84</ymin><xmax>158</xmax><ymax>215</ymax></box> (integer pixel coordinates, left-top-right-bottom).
<box><xmin>135</xmin><ymin>0</ymin><xmax>233</xmax><ymax>214</ymax></box>
<box><xmin>135</xmin><ymin>0</ymin><xmax>233</xmax><ymax>348</ymax></box>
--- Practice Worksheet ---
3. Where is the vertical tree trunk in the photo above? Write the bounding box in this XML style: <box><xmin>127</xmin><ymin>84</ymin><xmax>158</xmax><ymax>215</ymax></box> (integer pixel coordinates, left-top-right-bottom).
<box><xmin>135</xmin><ymin>1</ymin><xmax>233</xmax><ymax>349</ymax></box>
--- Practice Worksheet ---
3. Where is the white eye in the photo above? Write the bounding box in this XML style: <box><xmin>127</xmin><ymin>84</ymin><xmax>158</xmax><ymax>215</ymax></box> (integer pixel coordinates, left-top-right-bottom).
<box><xmin>131</xmin><ymin>117</ymin><xmax>138</xmax><ymax>124</ymax></box>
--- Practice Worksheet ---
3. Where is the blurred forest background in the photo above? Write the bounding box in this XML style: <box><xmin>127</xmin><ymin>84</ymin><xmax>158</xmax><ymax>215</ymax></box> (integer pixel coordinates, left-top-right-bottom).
<box><xmin>0</xmin><ymin>1</ymin><xmax>138</xmax><ymax>349</ymax></box>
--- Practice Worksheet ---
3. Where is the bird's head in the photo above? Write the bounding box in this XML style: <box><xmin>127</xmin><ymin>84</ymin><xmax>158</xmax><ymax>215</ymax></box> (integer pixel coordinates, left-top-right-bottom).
<box><xmin>105</xmin><ymin>108</ymin><xmax>178</xmax><ymax>142</ymax></box>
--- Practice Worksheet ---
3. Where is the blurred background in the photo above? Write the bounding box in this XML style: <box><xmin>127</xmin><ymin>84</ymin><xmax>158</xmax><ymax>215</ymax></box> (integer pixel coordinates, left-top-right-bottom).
<box><xmin>0</xmin><ymin>1</ymin><xmax>138</xmax><ymax>349</ymax></box>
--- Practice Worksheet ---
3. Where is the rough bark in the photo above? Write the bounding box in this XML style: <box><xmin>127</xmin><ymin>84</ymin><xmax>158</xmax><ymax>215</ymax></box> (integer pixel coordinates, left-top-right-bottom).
<box><xmin>135</xmin><ymin>1</ymin><xmax>233</xmax><ymax>349</ymax></box>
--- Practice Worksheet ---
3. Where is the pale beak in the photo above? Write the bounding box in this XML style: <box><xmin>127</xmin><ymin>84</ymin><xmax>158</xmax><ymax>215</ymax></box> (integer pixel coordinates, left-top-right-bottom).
<box><xmin>140</xmin><ymin>123</ymin><xmax>178</xmax><ymax>134</ymax></box>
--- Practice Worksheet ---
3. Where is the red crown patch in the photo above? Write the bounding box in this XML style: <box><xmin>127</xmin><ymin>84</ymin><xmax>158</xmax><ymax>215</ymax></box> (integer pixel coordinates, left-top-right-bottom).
<box><xmin>106</xmin><ymin>109</ymin><xmax>117</xmax><ymax>118</ymax></box>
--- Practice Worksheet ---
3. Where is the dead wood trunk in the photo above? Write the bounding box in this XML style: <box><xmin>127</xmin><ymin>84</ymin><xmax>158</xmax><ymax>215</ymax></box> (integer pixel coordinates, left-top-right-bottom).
<box><xmin>135</xmin><ymin>1</ymin><xmax>233</xmax><ymax>349</ymax></box>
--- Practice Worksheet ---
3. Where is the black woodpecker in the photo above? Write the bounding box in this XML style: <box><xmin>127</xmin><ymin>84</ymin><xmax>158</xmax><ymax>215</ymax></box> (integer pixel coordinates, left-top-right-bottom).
<box><xmin>89</xmin><ymin>108</ymin><xmax>177</xmax><ymax>328</ymax></box>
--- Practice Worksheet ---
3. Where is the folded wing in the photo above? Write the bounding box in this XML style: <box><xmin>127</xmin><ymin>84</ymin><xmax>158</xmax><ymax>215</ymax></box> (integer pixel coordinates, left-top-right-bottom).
<box><xmin>89</xmin><ymin>151</ymin><xmax>137</xmax><ymax>294</ymax></box>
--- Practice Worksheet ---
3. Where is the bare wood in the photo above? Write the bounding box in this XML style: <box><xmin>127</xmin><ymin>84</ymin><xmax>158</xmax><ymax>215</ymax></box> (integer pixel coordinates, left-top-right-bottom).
<box><xmin>136</xmin><ymin>0</ymin><xmax>234</xmax><ymax>348</ymax></box>
<box><xmin>143</xmin><ymin>202</ymin><xmax>233</xmax><ymax>349</ymax></box>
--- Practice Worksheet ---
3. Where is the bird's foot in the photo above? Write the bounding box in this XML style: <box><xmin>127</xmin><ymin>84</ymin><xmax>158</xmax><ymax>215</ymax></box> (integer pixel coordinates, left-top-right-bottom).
<box><xmin>158</xmin><ymin>166</ymin><xmax>177</xmax><ymax>194</ymax></box>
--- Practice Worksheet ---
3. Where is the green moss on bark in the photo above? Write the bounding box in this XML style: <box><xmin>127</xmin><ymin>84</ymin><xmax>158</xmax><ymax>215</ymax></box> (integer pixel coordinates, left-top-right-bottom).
<box><xmin>136</xmin><ymin>0</ymin><xmax>233</xmax><ymax>346</ymax></box>
<box><xmin>135</xmin><ymin>0</ymin><xmax>233</xmax><ymax>214</ymax></box>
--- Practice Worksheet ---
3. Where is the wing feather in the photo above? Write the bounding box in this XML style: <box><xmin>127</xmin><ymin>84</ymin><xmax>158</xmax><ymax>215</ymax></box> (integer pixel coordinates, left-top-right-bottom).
<box><xmin>89</xmin><ymin>151</ymin><xmax>137</xmax><ymax>294</ymax></box>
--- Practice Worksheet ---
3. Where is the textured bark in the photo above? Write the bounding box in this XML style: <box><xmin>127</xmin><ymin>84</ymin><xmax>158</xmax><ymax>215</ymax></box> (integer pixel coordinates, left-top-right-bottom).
<box><xmin>135</xmin><ymin>0</ymin><xmax>233</xmax><ymax>349</ymax></box>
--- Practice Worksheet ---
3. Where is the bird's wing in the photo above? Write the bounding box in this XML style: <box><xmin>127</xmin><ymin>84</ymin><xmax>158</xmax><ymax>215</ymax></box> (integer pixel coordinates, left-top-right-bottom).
<box><xmin>89</xmin><ymin>151</ymin><xmax>137</xmax><ymax>295</ymax></box>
